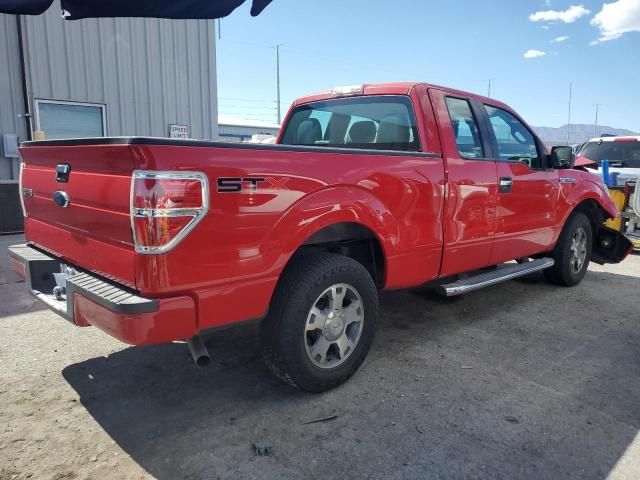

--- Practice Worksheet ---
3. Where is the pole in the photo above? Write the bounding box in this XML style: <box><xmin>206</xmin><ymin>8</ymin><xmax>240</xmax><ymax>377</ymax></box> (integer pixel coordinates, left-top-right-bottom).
<box><xmin>567</xmin><ymin>82</ymin><xmax>572</xmax><ymax>146</ymax></box>
<box><xmin>487</xmin><ymin>79</ymin><xmax>492</xmax><ymax>98</ymax></box>
<box><xmin>275</xmin><ymin>44</ymin><xmax>283</xmax><ymax>124</ymax></box>
<box><xmin>16</xmin><ymin>15</ymin><xmax>32</xmax><ymax>141</ymax></box>
<box><xmin>593</xmin><ymin>104</ymin><xmax>602</xmax><ymax>138</ymax></box>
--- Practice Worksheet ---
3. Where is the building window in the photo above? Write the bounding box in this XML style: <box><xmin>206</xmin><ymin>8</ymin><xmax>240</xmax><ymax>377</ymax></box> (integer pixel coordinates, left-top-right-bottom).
<box><xmin>34</xmin><ymin>100</ymin><xmax>107</xmax><ymax>140</ymax></box>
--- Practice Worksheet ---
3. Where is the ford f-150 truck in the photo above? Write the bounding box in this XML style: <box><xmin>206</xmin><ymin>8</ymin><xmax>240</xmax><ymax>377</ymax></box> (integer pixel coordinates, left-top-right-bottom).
<box><xmin>9</xmin><ymin>82</ymin><xmax>632</xmax><ymax>392</ymax></box>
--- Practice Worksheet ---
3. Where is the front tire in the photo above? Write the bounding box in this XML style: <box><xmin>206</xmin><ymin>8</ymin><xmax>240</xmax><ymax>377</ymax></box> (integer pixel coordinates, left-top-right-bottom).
<box><xmin>261</xmin><ymin>253</ymin><xmax>378</xmax><ymax>392</ymax></box>
<box><xmin>544</xmin><ymin>212</ymin><xmax>593</xmax><ymax>286</ymax></box>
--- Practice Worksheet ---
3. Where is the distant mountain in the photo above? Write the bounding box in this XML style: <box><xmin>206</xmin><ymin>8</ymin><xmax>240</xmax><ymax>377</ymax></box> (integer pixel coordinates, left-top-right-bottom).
<box><xmin>532</xmin><ymin>124</ymin><xmax>639</xmax><ymax>145</ymax></box>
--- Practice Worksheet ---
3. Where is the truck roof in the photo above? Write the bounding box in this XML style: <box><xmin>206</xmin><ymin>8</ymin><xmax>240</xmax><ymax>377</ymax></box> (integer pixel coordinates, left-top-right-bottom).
<box><xmin>588</xmin><ymin>135</ymin><xmax>640</xmax><ymax>143</ymax></box>
<box><xmin>294</xmin><ymin>82</ymin><xmax>506</xmax><ymax>109</ymax></box>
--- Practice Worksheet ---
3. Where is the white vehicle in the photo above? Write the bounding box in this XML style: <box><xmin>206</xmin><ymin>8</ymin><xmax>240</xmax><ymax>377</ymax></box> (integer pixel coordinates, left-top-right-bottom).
<box><xmin>249</xmin><ymin>134</ymin><xmax>278</xmax><ymax>144</ymax></box>
<box><xmin>634</xmin><ymin>179</ymin><xmax>640</xmax><ymax>217</ymax></box>
<box><xmin>577</xmin><ymin>136</ymin><xmax>640</xmax><ymax>185</ymax></box>
<box><xmin>577</xmin><ymin>136</ymin><xmax>640</xmax><ymax>246</ymax></box>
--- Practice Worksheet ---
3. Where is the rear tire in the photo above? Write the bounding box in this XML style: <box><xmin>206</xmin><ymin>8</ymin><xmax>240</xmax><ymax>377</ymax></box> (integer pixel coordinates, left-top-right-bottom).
<box><xmin>261</xmin><ymin>253</ymin><xmax>378</xmax><ymax>392</ymax></box>
<box><xmin>544</xmin><ymin>212</ymin><xmax>593</xmax><ymax>286</ymax></box>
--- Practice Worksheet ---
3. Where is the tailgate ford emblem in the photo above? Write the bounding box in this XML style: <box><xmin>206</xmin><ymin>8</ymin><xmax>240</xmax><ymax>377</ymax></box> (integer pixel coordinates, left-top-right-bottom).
<box><xmin>53</xmin><ymin>190</ymin><xmax>70</xmax><ymax>208</ymax></box>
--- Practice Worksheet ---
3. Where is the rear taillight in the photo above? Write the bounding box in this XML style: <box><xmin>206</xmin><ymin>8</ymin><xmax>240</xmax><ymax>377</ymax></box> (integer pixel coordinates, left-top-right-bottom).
<box><xmin>130</xmin><ymin>171</ymin><xmax>209</xmax><ymax>254</ymax></box>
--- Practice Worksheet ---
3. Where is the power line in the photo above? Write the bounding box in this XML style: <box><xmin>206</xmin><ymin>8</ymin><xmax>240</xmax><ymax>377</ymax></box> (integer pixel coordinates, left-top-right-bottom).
<box><xmin>218</xmin><ymin>96</ymin><xmax>277</xmax><ymax>103</ymax></box>
<box><xmin>219</xmin><ymin>38</ymin><xmax>403</xmax><ymax>76</ymax></box>
<box><xmin>218</xmin><ymin>38</ymin><xmax>272</xmax><ymax>50</ymax></box>
<box><xmin>219</xmin><ymin>111</ymin><xmax>278</xmax><ymax>118</ymax></box>
<box><xmin>220</xmin><ymin>115</ymin><xmax>277</xmax><ymax>120</ymax></box>
<box><xmin>219</xmin><ymin>97</ymin><xmax>295</xmax><ymax>105</ymax></box>
<box><xmin>218</xmin><ymin>104</ymin><xmax>277</xmax><ymax>111</ymax></box>
<box><xmin>219</xmin><ymin>110</ymin><xmax>276</xmax><ymax>115</ymax></box>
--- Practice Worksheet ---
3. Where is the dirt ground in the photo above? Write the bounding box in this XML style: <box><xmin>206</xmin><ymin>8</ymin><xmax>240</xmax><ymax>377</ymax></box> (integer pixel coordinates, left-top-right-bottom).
<box><xmin>1</xmin><ymin>233</ymin><xmax>639</xmax><ymax>480</ymax></box>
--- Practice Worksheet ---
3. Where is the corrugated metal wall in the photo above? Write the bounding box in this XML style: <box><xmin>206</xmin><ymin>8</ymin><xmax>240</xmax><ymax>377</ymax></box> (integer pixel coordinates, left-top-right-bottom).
<box><xmin>0</xmin><ymin>14</ymin><xmax>27</xmax><ymax>180</ymax></box>
<box><xmin>21</xmin><ymin>4</ymin><xmax>218</xmax><ymax>140</ymax></box>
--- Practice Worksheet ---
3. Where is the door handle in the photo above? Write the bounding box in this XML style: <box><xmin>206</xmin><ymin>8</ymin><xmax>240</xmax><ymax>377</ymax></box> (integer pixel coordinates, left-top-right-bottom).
<box><xmin>499</xmin><ymin>177</ymin><xmax>513</xmax><ymax>193</ymax></box>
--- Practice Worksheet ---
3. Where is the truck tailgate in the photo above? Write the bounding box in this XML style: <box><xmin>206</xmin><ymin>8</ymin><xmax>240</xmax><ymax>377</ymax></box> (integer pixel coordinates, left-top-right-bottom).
<box><xmin>20</xmin><ymin>144</ymin><xmax>137</xmax><ymax>287</ymax></box>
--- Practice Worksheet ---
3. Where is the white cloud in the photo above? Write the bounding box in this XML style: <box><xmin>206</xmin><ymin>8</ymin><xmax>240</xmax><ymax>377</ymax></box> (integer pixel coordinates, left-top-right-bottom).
<box><xmin>529</xmin><ymin>4</ymin><xmax>591</xmax><ymax>23</ymax></box>
<box><xmin>590</xmin><ymin>0</ymin><xmax>640</xmax><ymax>43</ymax></box>
<box><xmin>551</xmin><ymin>35</ymin><xmax>569</xmax><ymax>42</ymax></box>
<box><xmin>524</xmin><ymin>49</ymin><xmax>547</xmax><ymax>58</ymax></box>
<box><xmin>541</xmin><ymin>25</ymin><xmax>551</xmax><ymax>30</ymax></box>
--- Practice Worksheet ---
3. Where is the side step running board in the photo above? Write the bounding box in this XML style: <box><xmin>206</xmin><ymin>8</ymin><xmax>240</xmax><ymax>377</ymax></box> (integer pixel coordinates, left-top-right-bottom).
<box><xmin>438</xmin><ymin>258</ymin><xmax>555</xmax><ymax>297</ymax></box>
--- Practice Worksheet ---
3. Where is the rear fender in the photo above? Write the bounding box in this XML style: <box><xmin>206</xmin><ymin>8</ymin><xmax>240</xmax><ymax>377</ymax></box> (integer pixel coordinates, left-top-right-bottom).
<box><xmin>267</xmin><ymin>186</ymin><xmax>401</xmax><ymax>283</ymax></box>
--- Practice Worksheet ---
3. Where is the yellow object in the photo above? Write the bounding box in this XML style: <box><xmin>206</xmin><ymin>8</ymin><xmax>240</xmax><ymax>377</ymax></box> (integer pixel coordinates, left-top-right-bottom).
<box><xmin>33</xmin><ymin>131</ymin><xmax>46</xmax><ymax>141</ymax></box>
<box><xmin>605</xmin><ymin>188</ymin><xmax>626</xmax><ymax>231</ymax></box>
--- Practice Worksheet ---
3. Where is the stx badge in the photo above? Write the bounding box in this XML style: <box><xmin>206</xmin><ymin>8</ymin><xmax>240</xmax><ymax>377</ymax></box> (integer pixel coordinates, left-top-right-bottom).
<box><xmin>217</xmin><ymin>177</ymin><xmax>289</xmax><ymax>192</ymax></box>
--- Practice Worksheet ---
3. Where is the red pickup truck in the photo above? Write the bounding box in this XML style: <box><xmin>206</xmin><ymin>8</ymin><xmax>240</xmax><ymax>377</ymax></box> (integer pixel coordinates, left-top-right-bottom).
<box><xmin>10</xmin><ymin>82</ymin><xmax>632</xmax><ymax>392</ymax></box>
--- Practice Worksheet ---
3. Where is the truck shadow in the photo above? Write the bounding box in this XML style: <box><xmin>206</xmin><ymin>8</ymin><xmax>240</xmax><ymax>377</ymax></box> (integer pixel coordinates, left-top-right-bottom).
<box><xmin>62</xmin><ymin>268</ymin><xmax>640</xmax><ymax>479</ymax></box>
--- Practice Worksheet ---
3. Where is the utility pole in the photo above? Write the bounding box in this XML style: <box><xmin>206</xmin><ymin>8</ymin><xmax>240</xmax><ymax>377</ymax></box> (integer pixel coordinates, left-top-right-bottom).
<box><xmin>16</xmin><ymin>15</ymin><xmax>33</xmax><ymax>141</ymax></box>
<box><xmin>593</xmin><ymin>104</ymin><xmax>603</xmax><ymax>138</ymax></box>
<box><xmin>567</xmin><ymin>82</ymin><xmax>572</xmax><ymax>146</ymax></box>
<box><xmin>275</xmin><ymin>44</ymin><xmax>283</xmax><ymax>124</ymax></box>
<box><xmin>487</xmin><ymin>79</ymin><xmax>492</xmax><ymax>98</ymax></box>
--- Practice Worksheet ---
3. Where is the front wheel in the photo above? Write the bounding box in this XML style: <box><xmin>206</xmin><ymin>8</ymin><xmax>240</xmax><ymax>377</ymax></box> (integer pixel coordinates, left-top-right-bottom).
<box><xmin>544</xmin><ymin>212</ymin><xmax>593</xmax><ymax>286</ymax></box>
<box><xmin>261</xmin><ymin>253</ymin><xmax>378</xmax><ymax>392</ymax></box>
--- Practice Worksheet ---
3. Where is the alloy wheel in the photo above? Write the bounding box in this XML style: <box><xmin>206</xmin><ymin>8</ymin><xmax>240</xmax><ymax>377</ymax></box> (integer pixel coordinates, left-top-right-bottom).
<box><xmin>569</xmin><ymin>226</ymin><xmax>588</xmax><ymax>274</ymax></box>
<box><xmin>304</xmin><ymin>283</ymin><xmax>364</xmax><ymax>369</ymax></box>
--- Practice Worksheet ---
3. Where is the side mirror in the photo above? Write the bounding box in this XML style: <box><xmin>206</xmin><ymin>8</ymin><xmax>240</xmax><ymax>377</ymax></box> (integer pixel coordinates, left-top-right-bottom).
<box><xmin>550</xmin><ymin>146</ymin><xmax>575</xmax><ymax>169</ymax></box>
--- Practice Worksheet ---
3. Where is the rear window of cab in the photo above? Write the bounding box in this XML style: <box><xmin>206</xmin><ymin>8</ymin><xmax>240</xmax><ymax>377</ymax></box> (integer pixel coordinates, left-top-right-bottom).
<box><xmin>280</xmin><ymin>95</ymin><xmax>420</xmax><ymax>152</ymax></box>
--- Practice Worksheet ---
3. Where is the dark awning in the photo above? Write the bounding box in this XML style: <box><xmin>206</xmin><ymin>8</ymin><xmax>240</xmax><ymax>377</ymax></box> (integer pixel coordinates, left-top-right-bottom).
<box><xmin>0</xmin><ymin>0</ymin><xmax>273</xmax><ymax>19</ymax></box>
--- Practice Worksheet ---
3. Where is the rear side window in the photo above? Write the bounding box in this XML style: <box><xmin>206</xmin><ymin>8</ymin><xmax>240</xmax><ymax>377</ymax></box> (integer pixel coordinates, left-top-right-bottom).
<box><xmin>445</xmin><ymin>97</ymin><xmax>484</xmax><ymax>159</ymax></box>
<box><xmin>280</xmin><ymin>96</ymin><xmax>420</xmax><ymax>152</ymax></box>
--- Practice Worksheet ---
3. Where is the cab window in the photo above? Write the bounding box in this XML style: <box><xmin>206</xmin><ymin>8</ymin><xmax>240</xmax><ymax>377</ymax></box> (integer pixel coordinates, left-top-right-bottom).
<box><xmin>280</xmin><ymin>96</ymin><xmax>420</xmax><ymax>152</ymax></box>
<box><xmin>484</xmin><ymin>105</ymin><xmax>541</xmax><ymax>168</ymax></box>
<box><xmin>445</xmin><ymin>97</ymin><xmax>484</xmax><ymax>159</ymax></box>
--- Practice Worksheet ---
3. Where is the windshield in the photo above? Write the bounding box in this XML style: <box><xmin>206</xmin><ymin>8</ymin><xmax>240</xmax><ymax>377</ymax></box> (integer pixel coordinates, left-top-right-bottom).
<box><xmin>579</xmin><ymin>140</ymin><xmax>640</xmax><ymax>168</ymax></box>
<box><xmin>280</xmin><ymin>96</ymin><xmax>420</xmax><ymax>152</ymax></box>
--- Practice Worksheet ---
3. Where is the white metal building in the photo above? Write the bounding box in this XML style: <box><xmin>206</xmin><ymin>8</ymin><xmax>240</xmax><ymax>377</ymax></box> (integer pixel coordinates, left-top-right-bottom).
<box><xmin>0</xmin><ymin>4</ymin><xmax>218</xmax><ymax>182</ymax></box>
<box><xmin>218</xmin><ymin>115</ymin><xmax>280</xmax><ymax>142</ymax></box>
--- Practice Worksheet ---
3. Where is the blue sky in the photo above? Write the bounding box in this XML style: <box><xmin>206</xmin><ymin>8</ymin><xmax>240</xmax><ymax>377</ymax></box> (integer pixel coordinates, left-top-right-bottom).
<box><xmin>216</xmin><ymin>0</ymin><xmax>640</xmax><ymax>131</ymax></box>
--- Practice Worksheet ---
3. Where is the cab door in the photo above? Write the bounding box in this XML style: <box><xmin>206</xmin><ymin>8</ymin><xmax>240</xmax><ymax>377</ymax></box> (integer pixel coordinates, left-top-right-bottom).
<box><xmin>478</xmin><ymin>103</ymin><xmax>560</xmax><ymax>264</ymax></box>
<box><xmin>429</xmin><ymin>89</ymin><xmax>498</xmax><ymax>276</ymax></box>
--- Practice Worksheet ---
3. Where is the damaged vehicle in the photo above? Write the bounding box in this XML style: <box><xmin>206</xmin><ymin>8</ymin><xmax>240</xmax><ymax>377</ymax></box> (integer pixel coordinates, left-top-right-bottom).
<box><xmin>9</xmin><ymin>82</ymin><xmax>633</xmax><ymax>392</ymax></box>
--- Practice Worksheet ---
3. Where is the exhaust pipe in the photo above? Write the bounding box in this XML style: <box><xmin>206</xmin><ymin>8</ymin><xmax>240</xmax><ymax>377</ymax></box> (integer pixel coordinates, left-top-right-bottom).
<box><xmin>187</xmin><ymin>335</ymin><xmax>211</xmax><ymax>367</ymax></box>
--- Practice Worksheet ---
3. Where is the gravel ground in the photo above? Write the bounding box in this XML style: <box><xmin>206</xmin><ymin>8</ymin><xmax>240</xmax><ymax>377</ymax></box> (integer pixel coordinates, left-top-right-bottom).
<box><xmin>1</xmin><ymin>233</ymin><xmax>639</xmax><ymax>480</ymax></box>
